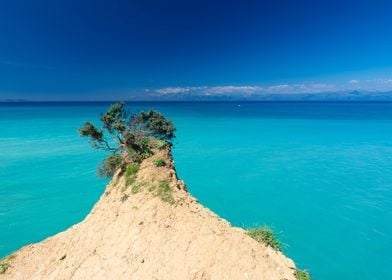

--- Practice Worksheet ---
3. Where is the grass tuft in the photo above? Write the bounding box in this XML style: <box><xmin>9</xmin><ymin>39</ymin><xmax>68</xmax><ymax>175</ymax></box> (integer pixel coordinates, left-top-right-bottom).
<box><xmin>157</xmin><ymin>181</ymin><xmax>175</xmax><ymax>204</ymax></box>
<box><xmin>155</xmin><ymin>140</ymin><xmax>167</xmax><ymax>150</ymax></box>
<box><xmin>125</xmin><ymin>163</ymin><xmax>140</xmax><ymax>186</ymax></box>
<box><xmin>141</xmin><ymin>150</ymin><xmax>154</xmax><ymax>159</ymax></box>
<box><xmin>0</xmin><ymin>263</ymin><xmax>10</xmax><ymax>274</ymax></box>
<box><xmin>246</xmin><ymin>227</ymin><xmax>282</xmax><ymax>251</ymax></box>
<box><xmin>295</xmin><ymin>269</ymin><xmax>311</xmax><ymax>280</ymax></box>
<box><xmin>0</xmin><ymin>254</ymin><xmax>15</xmax><ymax>274</ymax></box>
<box><xmin>154</xmin><ymin>159</ymin><xmax>165</xmax><ymax>167</ymax></box>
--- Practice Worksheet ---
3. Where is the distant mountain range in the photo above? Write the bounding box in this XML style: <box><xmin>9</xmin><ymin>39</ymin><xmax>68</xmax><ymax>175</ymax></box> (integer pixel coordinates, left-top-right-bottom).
<box><xmin>137</xmin><ymin>90</ymin><xmax>392</xmax><ymax>101</ymax></box>
<box><xmin>3</xmin><ymin>91</ymin><xmax>392</xmax><ymax>102</ymax></box>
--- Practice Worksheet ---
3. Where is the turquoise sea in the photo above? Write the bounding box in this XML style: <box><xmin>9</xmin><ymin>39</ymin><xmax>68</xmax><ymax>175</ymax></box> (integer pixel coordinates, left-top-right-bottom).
<box><xmin>1</xmin><ymin>102</ymin><xmax>392</xmax><ymax>279</ymax></box>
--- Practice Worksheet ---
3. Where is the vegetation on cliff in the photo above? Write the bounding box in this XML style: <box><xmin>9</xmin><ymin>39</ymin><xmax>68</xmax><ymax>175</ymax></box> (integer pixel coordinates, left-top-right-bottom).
<box><xmin>295</xmin><ymin>269</ymin><xmax>311</xmax><ymax>280</ymax></box>
<box><xmin>0</xmin><ymin>254</ymin><xmax>14</xmax><ymax>274</ymax></box>
<box><xmin>246</xmin><ymin>227</ymin><xmax>312</xmax><ymax>279</ymax></box>
<box><xmin>79</xmin><ymin>102</ymin><xmax>175</xmax><ymax>177</ymax></box>
<box><xmin>75</xmin><ymin>102</ymin><xmax>311</xmax><ymax>279</ymax></box>
<box><xmin>246</xmin><ymin>227</ymin><xmax>282</xmax><ymax>251</ymax></box>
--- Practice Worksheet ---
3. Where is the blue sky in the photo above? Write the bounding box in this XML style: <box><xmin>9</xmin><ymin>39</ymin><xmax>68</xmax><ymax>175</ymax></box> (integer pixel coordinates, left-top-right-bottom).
<box><xmin>1</xmin><ymin>0</ymin><xmax>392</xmax><ymax>101</ymax></box>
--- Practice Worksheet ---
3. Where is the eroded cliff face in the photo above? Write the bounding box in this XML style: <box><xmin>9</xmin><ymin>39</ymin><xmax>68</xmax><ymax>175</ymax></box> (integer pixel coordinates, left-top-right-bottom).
<box><xmin>1</xmin><ymin>149</ymin><xmax>297</xmax><ymax>280</ymax></box>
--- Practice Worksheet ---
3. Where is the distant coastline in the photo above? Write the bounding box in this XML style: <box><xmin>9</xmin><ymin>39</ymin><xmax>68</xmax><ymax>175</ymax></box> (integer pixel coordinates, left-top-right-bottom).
<box><xmin>3</xmin><ymin>99</ymin><xmax>392</xmax><ymax>104</ymax></box>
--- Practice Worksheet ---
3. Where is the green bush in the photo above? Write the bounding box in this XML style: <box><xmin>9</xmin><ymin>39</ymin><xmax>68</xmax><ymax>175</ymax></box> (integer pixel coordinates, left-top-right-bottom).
<box><xmin>246</xmin><ymin>227</ymin><xmax>282</xmax><ymax>251</ymax></box>
<box><xmin>141</xmin><ymin>150</ymin><xmax>154</xmax><ymax>159</ymax></box>
<box><xmin>125</xmin><ymin>163</ymin><xmax>140</xmax><ymax>186</ymax></box>
<box><xmin>0</xmin><ymin>263</ymin><xmax>10</xmax><ymax>274</ymax></box>
<box><xmin>0</xmin><ymin>254</ymin><xmax>14</xmax><ymax>274</ymax></box>
<box><xmin>154</xmin><ymin>159</ymin><xmax>165</xmax><ymax>167</ymax></box>
<box><xmin>156</xmin><ymin>140</ymin><xmax>167</xmax><ymax>150</ymax></box>
<box><xmin>127</xmin><ymin>148</ymin><xmax>144</xmax><ymax>163</ymax></box>
<box><xmin>157</xmin><ymin>181</ymin><xmax>174</xmax><ymax>204</ymax></box>
<box><xmin>138</xmin><ymin>138</ymin><xmax>149</xmax><ymax>149</ymax></box>
<box><xmin>79</xmin><ymin>102</ymin><xmax>176</xmax><ymax>169</ymax></box>
<box><xmin>97</xmin><ymin>154</ymin><xmax>123</xmax><ymax>178</ymax></box>
<box><xmin>295</xmin><ymin>269</ymin><xmax>311</xmax><ymax>280</ymax></box>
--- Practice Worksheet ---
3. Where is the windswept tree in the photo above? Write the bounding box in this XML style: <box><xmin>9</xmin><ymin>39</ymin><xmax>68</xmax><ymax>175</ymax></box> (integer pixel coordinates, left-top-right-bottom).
<box><xmin>79</xmin><ymin>102</ymin><xmax>175</xmax><ymax>177</ymax></box>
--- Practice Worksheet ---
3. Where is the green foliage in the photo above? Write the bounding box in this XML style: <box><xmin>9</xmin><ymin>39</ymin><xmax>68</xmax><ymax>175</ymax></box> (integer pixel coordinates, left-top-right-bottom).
<box><xmin>126</xmin><ymin>148</ymin><xmax>144</xmax><ymax>163</ymax></box>
<box><xmin>154</xmin><ymin>159</ymin><xmax>166</xmax><ymax>167</ymax></box>
<box><xmin>295</xmin><ymin>269</ymin><xmax>311</xmax><ymax>280</ymax></box>
<box><xmin>79</xmin><ymin>122</ymin><xmax>103</xmax><ymax>140</ymax></box>
<box><xmin>246</xmin><ymin>227</ymin><xmax>282</xmax><ymax>251</ymax></box>
<box><xmin>141</xmin><ymin>150</ymin><xmax>154</xmax><ymax>159</ymax></box>
<box><xmin>79</xmin><ymin>102</ymin><xmax>176</xmax><ymax>174</ymax></box>
<box><xmin>0</xmin><ymin>263</ymin><xmax>10</xmax><ymax>274</ymax></box>
<box><xmin>157</xmin><ymin>181</ymin><xmax>174</xmax><ymax>204</ymax></box>
<box><xmin>97</xmin><ymin>154</ymin><xmax>124</xmax><ymax>178</ymax></box>
<box><xmin>155</xmin><ymin>140</ymin><xmax>167</xmax><ymax>150</ymax></box>
<box><xmin>125</xmin><ymin>163</ymin><xmax>140</xmax><ymax>186</ymax></box>
<box><xmin>130</xmin><ymin>110</ymin><xmax>175</xmax><ymax>141</ymax></box>
<box><xmin>100</xmin><ymin>102</ymin><xmax>128</xmax><ymax>133</ymax></box>
<box><xmin>138</xmin><ymin>138</ymin><xmax>149</xmax><ymax>149</ymax></box>
<box><xmin>0</xmin><ymin>254</ymin><xmax>14</xmax><ymax>274</ymax></box>
<box><xmin>79</xmin><ymin>122</ymin><xmax>109</xmax><ymax>150</ymax></box>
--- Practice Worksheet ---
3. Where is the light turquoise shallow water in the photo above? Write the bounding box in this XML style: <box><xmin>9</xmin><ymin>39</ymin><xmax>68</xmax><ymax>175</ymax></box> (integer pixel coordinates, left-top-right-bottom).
<box><xmin>1</xmin><ymin>102</ymin><xmax>392</xmax><ymax>280</ymax></box>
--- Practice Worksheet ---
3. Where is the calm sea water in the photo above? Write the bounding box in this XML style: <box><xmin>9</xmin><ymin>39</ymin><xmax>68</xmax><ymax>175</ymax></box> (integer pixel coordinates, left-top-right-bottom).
<box><xmin>1</xmin><ymin>102</ymin><xmax>391</xmax><ymax>280</ymax></box>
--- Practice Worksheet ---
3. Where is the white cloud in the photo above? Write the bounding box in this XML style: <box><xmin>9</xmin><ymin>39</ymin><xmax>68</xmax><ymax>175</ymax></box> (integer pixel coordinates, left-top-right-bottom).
<box><xmin>155</xmin><ymin>87</ymin><xmax>192</xmax><ymax>95</ymax></box>
<box><xmin>151</xmin><ymin>77</ymin><xmax>392</xmax><ymax>97</ymax></box>
<box><xmin>205</xmin><ymin>86</ymin><xmax>262</xmax><ymax>94</ymax></box>
<box><xmin>155</xmin><ymin>86</ymin><xmax>208</xmax><ymax>95</ymax></box>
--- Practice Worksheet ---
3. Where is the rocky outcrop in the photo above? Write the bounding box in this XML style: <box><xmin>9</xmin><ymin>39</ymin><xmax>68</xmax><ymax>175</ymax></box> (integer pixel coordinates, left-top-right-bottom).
<box><xmin>1</xmin><ymin>149</ymin><xmax>297</xmax><ymax>280</ymax></box>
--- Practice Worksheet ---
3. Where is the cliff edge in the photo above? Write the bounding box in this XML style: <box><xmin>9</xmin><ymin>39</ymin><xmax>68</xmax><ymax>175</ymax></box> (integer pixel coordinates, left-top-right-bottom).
<box><xmin>1</xmin><ymin>149</ymin><xmax>297</xmax><ymax>280</ymax></box>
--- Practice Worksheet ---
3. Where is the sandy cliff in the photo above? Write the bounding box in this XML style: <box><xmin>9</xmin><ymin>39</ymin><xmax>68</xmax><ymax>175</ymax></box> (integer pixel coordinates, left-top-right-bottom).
<box><xmin>1</xmin><ymin>149</ymin><xmax>297</xmax><ymax>280</ymax></box>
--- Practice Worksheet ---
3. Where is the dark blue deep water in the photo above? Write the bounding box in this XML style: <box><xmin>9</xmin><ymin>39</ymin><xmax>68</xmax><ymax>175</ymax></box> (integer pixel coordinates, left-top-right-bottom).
<box><xmin>1</xmin><ymin>102</ymin><xmax>392</xmax><ymax>279</ymax></box>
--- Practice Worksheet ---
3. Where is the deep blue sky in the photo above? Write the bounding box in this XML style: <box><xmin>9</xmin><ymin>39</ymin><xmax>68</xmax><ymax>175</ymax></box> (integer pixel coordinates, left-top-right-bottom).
<box><xmin>1</xmin><ymin>0</ymin><xmax>392</xmax><ymax>100</ymax></box>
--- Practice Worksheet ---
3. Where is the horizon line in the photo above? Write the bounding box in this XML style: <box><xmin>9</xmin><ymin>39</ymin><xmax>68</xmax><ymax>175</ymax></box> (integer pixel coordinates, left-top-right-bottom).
<box><xmin>3</xmin><ymin>100</ymin><xmax>392</xmax><ymax>103</ymax></box>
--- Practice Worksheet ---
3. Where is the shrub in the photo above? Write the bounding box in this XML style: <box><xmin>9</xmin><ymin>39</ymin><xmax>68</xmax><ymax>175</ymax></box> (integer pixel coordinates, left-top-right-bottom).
<box><xmin>138</xmin><ymin>138</ymin><xmax>149</xmax><ymax>149</ymax></box>
<box><xmin>157</xmin><ymin>181</ymin><xmax>174</xmax><ymax>204</ymax></box>
<box><xmin>130</xmin><ymin>110</ymin><xmax>175</xmax><ymax>140</ymax></box>
<box><xmin>97</xmin><ymin>154</ymin><xmax>123</xmax><ymax>178</ymax></box>
<box><xmin>79</xmin><ymin>102</ymin><xmax>176</xmax><ymax>175</ymax></box>
<box><xmin>0</xmin><ymin>254</ymin><xmax>14</xmax><ymax>274</ymax></box>
<box><xmin>156</xmin><ymin>140</ymin><xmax>167</xmax><ymax>150</ymax></box>
<box><xmin>295</xmin><ymin>269</ymin><xmax>311</xmax><ymax>280</ymax></box>
<box><xmin>246</xmin><ymin>227</ymin><xmax>282</xmax><ymax>251</ymax></box>
<box><xmin>127</xmin><ymin>148</ymin><xmax>144</xmax><ymax>163</ymax></box>
<box><xmin>154</xmin><ymin>159</ymin><xmax>165</xmax><ymax>167</ymax></box>
<box><xmin>125</xmin><ymin>163</ymin><xmax>140</xmax><ymax>186</ymax></box>
<box><xmin>141</xmin><ymin>150</ymin><xmax>154</xmax><ymax>159</ymax></box>
<box><xmin>0</xmin><ymin>263</ymin><xmax>10</xmax><ymax>274</ymax></box>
